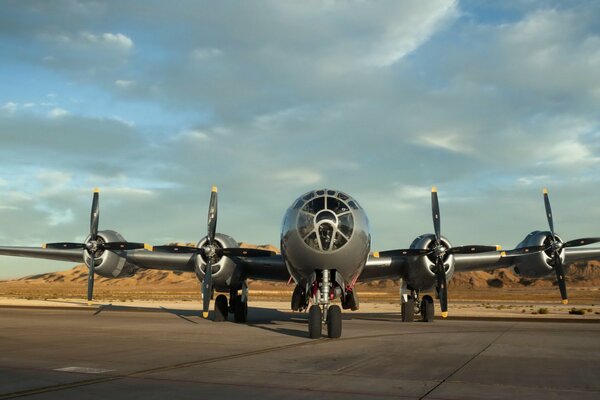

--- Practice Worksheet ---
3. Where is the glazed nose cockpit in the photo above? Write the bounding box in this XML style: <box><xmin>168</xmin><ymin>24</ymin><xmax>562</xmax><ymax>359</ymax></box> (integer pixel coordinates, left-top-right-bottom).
<box><xmin>294</xmin><ymin>189</ymin><xmax>359</xmax><ymax>252</ymax></box>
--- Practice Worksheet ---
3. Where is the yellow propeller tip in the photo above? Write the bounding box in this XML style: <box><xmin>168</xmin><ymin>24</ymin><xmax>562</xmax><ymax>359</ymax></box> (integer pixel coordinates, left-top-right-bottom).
<box><xmin>87</xmin><ymin>301</ymin><xmax>93</xmax><ymax>306</ymax></box>
<box><xmin>562</xmin><ymin>299</ymin><xmax>569</xmax><ymax>305</ymax></box>
<box><xmin>202</xmin><ymin>312</ymin><xmax>209</xmax><ymax>318</ymax></box>
<box><xmin>211</xmin><ymin>186</ymin><xmax>218</xmax><ymax>193</ymax></box>
<box><xmin>496</xmin><ymin>245</ymin><xmax>502</xmax><ymax>251</ymax></box>
<box><xmin>144</xmin><ymin>244</ymin><xmax>153</xmax><ymax>251</ymax></box>
<box><xmin>500</xmin><ymin>251</ymin><xmax>506</xmax><ymax>257</ymax></box>
<box><xmin>543</xmin><ymin>187</ymin><xmax>548</xmax><ymax>194</ymax></box>
<box><xmin>441</xmin><ymin>311</ymin><xmax>448</xmax><ymax>318</ymax></box>
<box><xmin>431</xmin><ymin>186</ymin><xmax>437</xmax><ymax>193</ymax></box>
<box><xmin>42</xmin><ymin>244</ymin><xmax>47</xmax><ymax>249</ymax></box>
<box><xmin>93</xmin><ymin>187</ymin><xmax>100</xmax><ymax>193</ymax></box>
<box><xmin>373</xmin><ymin>251</ymin><xmax>380</xmax><ymax>258</ymax></box>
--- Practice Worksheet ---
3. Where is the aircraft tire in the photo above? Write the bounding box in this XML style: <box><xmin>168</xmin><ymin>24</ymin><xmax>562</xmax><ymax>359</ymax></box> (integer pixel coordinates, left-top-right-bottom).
<box><xmin>401</xmin><ymin>296</ymin><xmax>415</xmax><ymax>322</ymax></box>
<box><xmin>308</xmin><ymin>305</ymin><xmax>322</xmax><ymax>339</ymax></box>
<box><xmin>214</xmin><ymin>294</ymin><xmax>228</xmax><ymax>322</ymax></box>
<box><xmin>421</xmin><ymin>295</ymin><xmax>435</xmax><ymax>322</ymax></box>
<box><xmin>326</xmin><ymin>305</ymin><xmax>342</xmax><ymax>339</ymax></box>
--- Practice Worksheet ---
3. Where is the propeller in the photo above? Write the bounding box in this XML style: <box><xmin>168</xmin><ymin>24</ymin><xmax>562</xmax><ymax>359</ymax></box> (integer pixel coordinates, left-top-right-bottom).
<box><xmin>376</xmin><ymin>187</ymin><xmax>502</xmax><ymax>318</ymax></box>
<box><xmin>538</xmin><ymin>188</ymin><xmax>600</xmax><ymax>305</ymax></box>
<box><xmin>502</xmin><ymin>189</ymin><xmax>600</xmax><ymax>301</ymax></box>
<box><xmin>153</xmin><ymin>186</ymin><xmax>275</xmax><ymax>319</ymax></box>
<box><xmin>43</xmin><ymin>188</ymin><xmax>149</xmax><ymax>303</ymax></box>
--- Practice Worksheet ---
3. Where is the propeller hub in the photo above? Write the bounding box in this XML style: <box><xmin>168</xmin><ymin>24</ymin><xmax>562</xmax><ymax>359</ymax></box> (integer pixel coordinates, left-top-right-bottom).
<box><xmin>434</xmin><ymin>245</ymin><xmax>446</xmax><ymax>258</ymax></box>
<box><xmin>203</xmin><ymin>244</ymin><xmax>216</xmax><ymax>259</ymax></box>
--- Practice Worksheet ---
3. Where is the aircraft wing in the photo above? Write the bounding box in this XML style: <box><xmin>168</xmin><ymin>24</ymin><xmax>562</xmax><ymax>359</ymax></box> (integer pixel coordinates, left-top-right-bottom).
<box><xmin>0</xmin><ymin>246</ymin><xmax>196</xmax><ymax>272</ymax></box>
<box><xmin>360</xmin><ymin>247</ymin><xmax>600</xmax><ymax>281</ymax></box>
<box><xmin>0</xmin><ymin>246</ymin><xmax>84</xmax><ymax>263</ymax></box>
<box><xmin>359</xmin><ymin>255</ymin><xmax>408</xmax><ymax>282</ymax></box>
<box><xmin>237</xmin><ymin>255</ymin><xmax>290</xmax><ymax>282</ymax></box>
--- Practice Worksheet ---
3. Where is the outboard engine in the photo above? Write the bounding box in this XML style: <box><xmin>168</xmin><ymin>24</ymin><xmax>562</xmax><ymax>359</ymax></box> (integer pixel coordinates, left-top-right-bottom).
<box><xmin>512</xmin><ymin>231</ymin><xmax>565</xmax><ymax>278</ymax></box>
<box><xmin>83</xmin><ymin>230</ymin><xmax>138</xmax><ymax>278</ymax></box>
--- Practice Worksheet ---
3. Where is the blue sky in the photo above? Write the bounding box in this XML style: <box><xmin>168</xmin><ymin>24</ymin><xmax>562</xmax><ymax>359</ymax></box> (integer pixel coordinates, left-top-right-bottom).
<box><xmin>1</xmin><ymin>0</ymin><xmax>600</xmax><ymax>279</ymax></box>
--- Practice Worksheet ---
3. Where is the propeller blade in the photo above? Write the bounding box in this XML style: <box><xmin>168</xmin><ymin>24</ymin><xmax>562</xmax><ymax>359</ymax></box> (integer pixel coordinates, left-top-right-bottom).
<box><xmin>218</xmin><ymin>248</ymin><xmax>276</xmax><ymax>257</ymax></box>
<box><xmin>152</xmin><ymin>245</ymin><xmax>202</xmax><ymax>254</ymax></box>
<box><xmin>435</xmin><ymin>258</ymin><xmax>448</xmax><ymax>318</ymax></box>
<box><xmin>202</xmin><ymin>260</ymin><xmax>213</xmax><ymax>318</ymax></box>
<box><xmin>501</xmin><ymin>245</ymin><xmax>547</xmax><ymax>257</ymax></box>
<box><xmin>563</xmin><ymin>237</ymin><xmax>600</xmax><ymax>248</ymax></box>
<box><xmin>207</xmin><ymin>186</ymin><xmax>218</xmax><ymax>245</ymax></box>
<box><xmin>375</xmin><ymin>249</ymin><xmax>430</xmax><ymax>257</ymax></box>
<box><xmin>86</xmin><ymin>253</ymin><xmax>95</xmax><ymax>303</ymax></box>
<box><xmin>448</xmin><ymin>245</ymin><xmax>502</xmax><ymax>255</ymax></box>
<box><xmin>543</xmin><ymin>188</ymin><xmax>555</xmax><ymax>238</ymax></box>
<box><xmin>102</xmin><ymin>242</ymin><xmax>149</xmax><ymax>251</ymax></box>
<box><xmin>552</xmin><ymin>252</ymin><xmax>568</xmax><ymax>304</ymax></box>
<box><xmin>90</xmin><ymin>188</ymin><xmax>100</xmax><ymax>241</ymax></box>
<box><xmin>431</xmin><ymin>187</ymin><xmax>441</xmax><ymax>243</ymax></box>
<box><xmin>44</xmin><ymin>242</ymin><xmax>85</xmax><ymax>250</ymax></box>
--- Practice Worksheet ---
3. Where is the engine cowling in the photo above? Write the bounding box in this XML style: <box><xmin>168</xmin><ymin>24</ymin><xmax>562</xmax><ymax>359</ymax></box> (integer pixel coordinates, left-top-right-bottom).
<box><xmin>404</xmin><ymin>234</ymin><xmax>455</xmax><ymax>291</ymax></box>
<box><xmin>512</xmin><ymin>231</ymin><xmax>565</xmax><ymax>278</ymax></box>
<box><xmin>194</xmin><ymin>233</ymin><xmax>242</xmax><ymax>292</ymax></box>
<box><xmin>83</xmin><ymin>230</ymin><xmax>138</xmax><ymax>278</ymax></box>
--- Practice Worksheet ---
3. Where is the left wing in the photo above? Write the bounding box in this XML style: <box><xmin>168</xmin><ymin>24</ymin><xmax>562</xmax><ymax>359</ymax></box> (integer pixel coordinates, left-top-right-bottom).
<box><xmin>0</xmin><ymin>246</ymin><xmax>84</xmax><ymax>263</ymax></box>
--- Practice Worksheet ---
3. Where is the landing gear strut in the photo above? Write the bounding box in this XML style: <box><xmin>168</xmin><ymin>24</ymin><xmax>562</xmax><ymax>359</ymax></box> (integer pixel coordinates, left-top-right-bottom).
<box><xmin>230</xmin><ymin>281</ymin><xmax>249</xmax><ymax>323</ymax></box>
<box><xmin>307</xmin><ymin>269</ymin><xmax>342</xmax><ymax>339</ymax></box>
<box><xmin>400</xmin><ymin>281</ymin><xmax>435</xmax><ymax>323</ymax></box>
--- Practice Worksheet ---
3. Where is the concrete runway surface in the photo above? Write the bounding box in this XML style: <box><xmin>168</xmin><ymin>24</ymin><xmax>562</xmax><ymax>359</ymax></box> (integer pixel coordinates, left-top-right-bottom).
<box><xmin>1</xmin><ymin>304</ymin><xmax>599</xmax><ymax>399</ymax></box>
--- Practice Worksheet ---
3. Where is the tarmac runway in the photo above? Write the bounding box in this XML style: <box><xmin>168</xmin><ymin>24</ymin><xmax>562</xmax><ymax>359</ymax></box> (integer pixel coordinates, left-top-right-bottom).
<box><xmin>1</xmin><ymin>304</ymin><xmax>599</xmax><ymax>399</ymax></box>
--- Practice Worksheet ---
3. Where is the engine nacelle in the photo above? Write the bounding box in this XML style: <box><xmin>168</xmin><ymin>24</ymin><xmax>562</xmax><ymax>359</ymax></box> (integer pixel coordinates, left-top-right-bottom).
<box><xmin>83</xmin><ymin>230</ymin><xmax>138</xmax><ymax>278</ymax></box>
<box><xmin>404</xmin><ymin>234</ymin><xmax>455</xmax><ymax>291</ymax></box>
<box><xmin>512</xmin><ymin>231</ymin><xmax>565</xmax><ymax>278</ymax></box>
<box><xmin>194</xmin><ymin>233</ymin><xmax>242</xmax><ymax>292</ymax></box>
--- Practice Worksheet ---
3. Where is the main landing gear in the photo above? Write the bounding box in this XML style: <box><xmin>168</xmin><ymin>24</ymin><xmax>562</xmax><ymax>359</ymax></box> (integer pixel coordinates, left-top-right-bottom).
<box><xmin>400</xmin><ymin>282</ymin><xmax>435</xmax><ymax>322</ymax></box>
<box><xmin>208</xmin><ymin>281</ymin><xmax>249</xmax><ymax>323</ymax></box>
<box><xmin>401</xmin><ymin>292</ymin><xmax>435</xmax><ymax>322</ymax></box>
<box><xmin>306</xmin><ymin>269</ymin><xmax>342</xmax><ymax>339</ymax></box>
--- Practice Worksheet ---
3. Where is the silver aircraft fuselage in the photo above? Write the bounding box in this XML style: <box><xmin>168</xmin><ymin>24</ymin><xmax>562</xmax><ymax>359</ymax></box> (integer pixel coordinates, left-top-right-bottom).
<box><xmin>280</xmin><ymin>189</ymin><xmax>371</xmax><ymax>287</ymax></box>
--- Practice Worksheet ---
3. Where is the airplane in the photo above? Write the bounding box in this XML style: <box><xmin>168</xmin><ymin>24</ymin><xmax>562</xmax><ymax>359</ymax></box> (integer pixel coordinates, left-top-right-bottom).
<box><xmin>1</xmin><ymin>186</ymin><xmax>600</xmax><ymax>339</ymax></box>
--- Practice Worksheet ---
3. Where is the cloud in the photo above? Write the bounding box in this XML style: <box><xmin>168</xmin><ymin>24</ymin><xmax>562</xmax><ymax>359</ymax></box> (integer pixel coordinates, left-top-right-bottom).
<box><xmin>1</xmin><ymin>1</ymin><xmax>600</xmax><ymax>278</ymax></box>
<box><xmin>1</xmin><ymin>102</ymin><xmax>18</xmax><ymax>113</ymax></box>
<box><xmin>48</xmin><ymin>107</ymin><xmax>69</xmax><ymax>118</ymax></box>
<box><xmin>271</xmin><ymin>168</ymin><xmax>323</xmax><ymax>187</ymax></box>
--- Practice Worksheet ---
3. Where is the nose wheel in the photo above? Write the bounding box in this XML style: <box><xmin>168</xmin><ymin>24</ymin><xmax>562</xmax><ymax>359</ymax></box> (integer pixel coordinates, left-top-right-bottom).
<box><xmin>306</xmin><ymin>269</ymin><xmax>342</xmax><ymax>339</ymax></box>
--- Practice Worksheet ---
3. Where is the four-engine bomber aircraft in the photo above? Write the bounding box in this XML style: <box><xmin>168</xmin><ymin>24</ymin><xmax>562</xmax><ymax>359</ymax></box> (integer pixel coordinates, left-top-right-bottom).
<box><xmin>1</xmin><ymin>186</ymin><xmax>600</xmax><ymax>338</ymax></box>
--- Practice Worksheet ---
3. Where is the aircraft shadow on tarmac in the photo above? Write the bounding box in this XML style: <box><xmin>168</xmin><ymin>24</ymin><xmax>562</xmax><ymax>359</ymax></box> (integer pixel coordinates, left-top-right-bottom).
<box><xmin>83</xmin><ymin>302</ymin><xmax>404</xmax><ymax>338</ymax></box>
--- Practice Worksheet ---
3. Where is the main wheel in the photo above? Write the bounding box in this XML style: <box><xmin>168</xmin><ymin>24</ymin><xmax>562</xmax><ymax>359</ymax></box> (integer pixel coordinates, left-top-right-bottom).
<box><xmin>421</xmin><ymin>295</ymin><xmax>435</xmax><ymax>322</ymax></box>
<box><xmin>233</xmin><ymin>298</ymin><xmax>248</xmax><ymax>323</ymax></box>
<box><xmin>291</xmin><ymin>285</ymin><xmax>305</xmax><ymax>311</ymax></box>
<box><xmin>326</xmin><ymin>305</ymin><xmax>342</xmax><ymax>338</ymax></box>
<box><xmin>308</xmin><ymin>305</ymin><xmax>322</xmax><ymax>339</ymax></box>
<box><xmin>401</xmin><ymin>296</ymin><xmax>415</xmax><ymax>322</ymax></box>
<box><xmin>214</xmin><ymin>294</ymin><xmax>228</xmax><ymax>322</ymax></box>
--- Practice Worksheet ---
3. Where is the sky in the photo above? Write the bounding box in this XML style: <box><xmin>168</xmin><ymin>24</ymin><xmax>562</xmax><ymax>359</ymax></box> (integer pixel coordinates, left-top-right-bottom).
<box><xmin>1</xmin><ymin>0</ymin><xmax>600</xmax><ymax>279</ymax></box>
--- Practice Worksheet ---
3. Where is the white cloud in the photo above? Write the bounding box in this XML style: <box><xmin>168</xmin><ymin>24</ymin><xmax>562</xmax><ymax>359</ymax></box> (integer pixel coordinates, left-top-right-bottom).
<box><xmin>191</xmin><ymin>48</ymin><xmax>222</xmax><ymax>61</ymax></box>
<box><xmin>175</xmin><ymin>129</ymin><xmax>210</xmax><ymax>142</ymax></box>
<box><xmin>47</xmin><ymin>208</ymin><xmax>74</xmax><ymax>226</ymax></box>
<box><xmin>1</xmin><ymin>102</ymin><xmax>18</xmax><ymax>113</ymax></box>
<box><xmin>416</xmin><ymin>133</ymin><xmax>474</xmax><ymax>154</ymax></box>
<box><xmin>115</xmin><ymin>79</ymin><xmax>135</xmax><ymax>88</ymax></box>
<box><xmin>48</xmin><ymin>108</ymin><xmax>69</xmax><ymax>118</ymax></box>
<box><xmin>74</xmin><ymin>31</ymin><xmax>134</xmax><ymax>51</ymax></box>
<box><xmin>271</xmin><ymin>168</ymin><xmax>322</xmax><ymax>186</ymax></box>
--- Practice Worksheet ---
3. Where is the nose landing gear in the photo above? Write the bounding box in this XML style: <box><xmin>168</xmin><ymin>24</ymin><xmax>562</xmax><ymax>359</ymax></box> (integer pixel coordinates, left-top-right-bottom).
<box><xmin>306</xmin><ymin>269</ymin><xmax>342</xmax><ymax>339</ymax></box>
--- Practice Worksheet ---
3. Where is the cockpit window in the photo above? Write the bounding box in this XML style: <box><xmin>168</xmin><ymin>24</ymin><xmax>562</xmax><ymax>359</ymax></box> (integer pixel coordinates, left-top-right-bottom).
<box><xmin>296</xmin><ymin>189</ymin><xmax>355</xmax><ymax>252</ymax></box>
